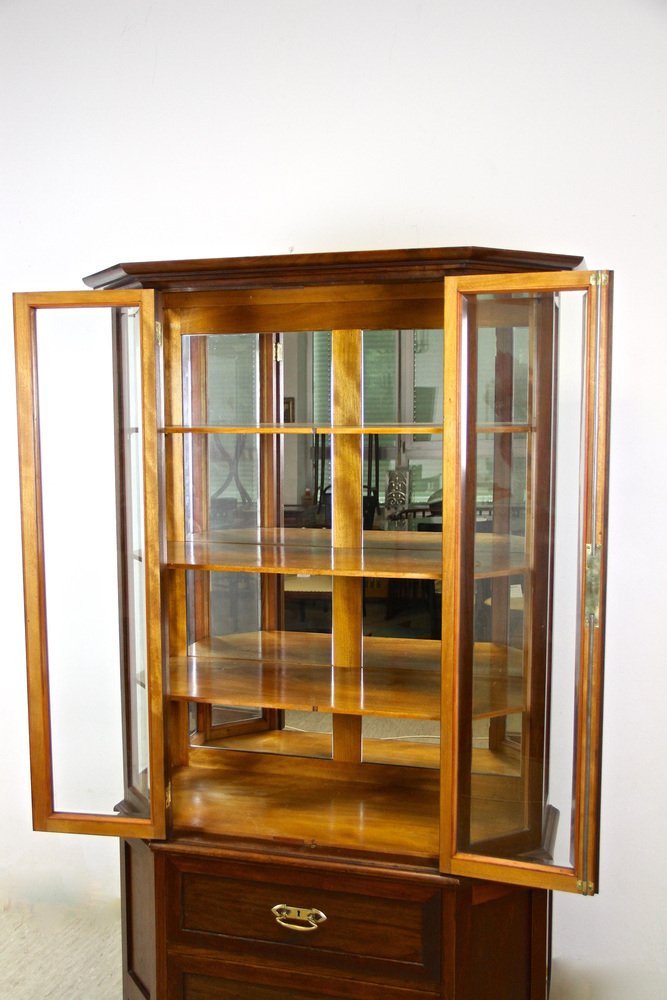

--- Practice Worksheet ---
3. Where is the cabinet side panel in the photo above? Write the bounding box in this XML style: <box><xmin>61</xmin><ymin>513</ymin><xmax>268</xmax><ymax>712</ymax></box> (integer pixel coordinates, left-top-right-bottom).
<box><xmin>469</xmin><ymin>886</ymin><xmax>541</xmax><ymax>1000</ymax></box>
<box><xmin>121</xmin><ymin>839</ymin><xmax>156</xmax><ymax>1000</ymax></box>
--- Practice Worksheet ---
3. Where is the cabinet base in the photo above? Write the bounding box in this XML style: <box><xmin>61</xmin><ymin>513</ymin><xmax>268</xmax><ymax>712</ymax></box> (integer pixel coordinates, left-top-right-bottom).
<box><xmin>121</xmin><ymin>840</ymin><xmax>549</xmax><ymax>1000</ymax></box>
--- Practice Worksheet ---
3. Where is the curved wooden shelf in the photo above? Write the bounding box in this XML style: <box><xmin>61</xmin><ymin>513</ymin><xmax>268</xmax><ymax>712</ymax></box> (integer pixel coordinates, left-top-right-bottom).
<box><xmin>166</xmin><ymin>632</ymin><xmax>525</xmax><ymax>721</ymax></box>
<box><xmin>165</xmin><ymin>528</ymin><xmax>528</xmax><ymax>580</ymax></box>
<box><xmin>161</xmin><ymin>422</ymin><xmax>443</xmax><ymax>435</ymax></box>
<box><xmin>193</xmin><ymin>729</ymin><xmax>441</xmax><ymax>769</ymax></box>
<box><xmin>170</xmin><ymin>663</ymin><xmax>439</xmax><ymax>721</ymax></box>
<box><xmin>473</xmin><ymin>534</ymin><xmax>528</xmax><ymax>578</ymax></box>
<box><xmin>171</xmin><ymin>632</ymin><xmax>440</xmax><ymax>719</ymax></box>
<box><xmin>165</xmin><ymin>528</ymin><xmax>444</xmax><ymax>579</ymax></box>
<box><xmin>472</xmin><ymin>643</ymin><xmax>526</xmax><ymax>719</ymax></box>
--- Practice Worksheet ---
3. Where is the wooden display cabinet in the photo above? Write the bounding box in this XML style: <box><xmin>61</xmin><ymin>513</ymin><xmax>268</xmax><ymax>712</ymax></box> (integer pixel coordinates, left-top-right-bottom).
<box><xmin>14</xmin><ymin>247</ymin><xmax>612</xmax><ymax>999</ymax></box>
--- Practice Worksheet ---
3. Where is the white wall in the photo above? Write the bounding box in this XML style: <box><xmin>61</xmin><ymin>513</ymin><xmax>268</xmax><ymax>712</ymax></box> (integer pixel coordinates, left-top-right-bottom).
<box><xmin>1</xmin><ymin>0</ymin><xmax>666</xmax><ymax>995</ymax></box>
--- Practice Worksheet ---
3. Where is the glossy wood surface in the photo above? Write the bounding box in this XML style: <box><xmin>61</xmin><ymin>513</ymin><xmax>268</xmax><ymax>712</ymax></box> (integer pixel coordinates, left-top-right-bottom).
<box><xmin>165</xmin><ymin>529</ymin><xmax>444</xmax><ymax>579</ymax></box>
<box><xmin>84</xmin><ymin>245</ymin><xmax>583</xmax><ymax>291</ymax></box>
<box><xmin>161</xmin><ymin>422</ymin><xmax>443</xmax><ymax>435</ymax></box>
<box><xmin>121</xmin><ymin>838</ymin><xmax>156</xmax><ymax>1000</ymax></box>
<box><xmin>131</xmin><ymin>841</ymin><xmax>548</xmax><ymax>1000</ymax></box>
<box><xmin>330</xmin><ymin>330</ymin><xmax>364</xmax><ymax>761</ymax></box>
<box><xmin>191</xmin><ymin>729</ymin><xmax>440</xmax><ymax>769</ymax></box>
<box><xmin>171</xmin><ymin>964</ymin><xmax>435</xmax><ymax>1000</ymax></box>
<box><xmin>169</xmin><ymin>659</ymin><xmax>439</xmax><ymax>719</ymax></box>
<box><xmin>167</xmin><ymin>855</ymin><xmax>443</xmax><ymax>993</ymax></box>
<box><xmin>164</xmin><ymin>527</ymin><xmax>528</xmax><ymax>580</ymax></box>
<box><xmin>170</xmin><ymin>757</ymin><xmax>440</xmax><ymax>860</ymax></box>
<box><xmin>168</xmin><ymin>633</ymin><xmax>522</xmax><ymax>721</ymax></box>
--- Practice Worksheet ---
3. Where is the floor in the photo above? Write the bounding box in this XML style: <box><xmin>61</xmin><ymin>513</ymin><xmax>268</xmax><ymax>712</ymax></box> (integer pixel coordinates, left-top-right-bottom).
<box><xmin>0</xmin><ymin>901</ymin><xmax>121</xmax><ymax>999</ymax></box>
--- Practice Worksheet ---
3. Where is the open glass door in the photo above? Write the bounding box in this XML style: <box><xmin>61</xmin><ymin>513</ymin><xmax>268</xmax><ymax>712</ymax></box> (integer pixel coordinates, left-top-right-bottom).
<box><xmin>441</xmin><ymin>271</ymin><xmax>612</xmax><ymax>893</ymax></box>
<box><xmin>14</xmin><ymin>290</ymin><xmax>165</xmax><ymax>838</ymax></box>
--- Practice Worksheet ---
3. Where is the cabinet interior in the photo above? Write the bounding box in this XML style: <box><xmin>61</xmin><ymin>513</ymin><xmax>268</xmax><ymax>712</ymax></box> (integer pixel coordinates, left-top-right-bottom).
<box><xmin>161</xmin><ymin>284</ymin><xmax>536</xmax><ymax>863</ymax></box>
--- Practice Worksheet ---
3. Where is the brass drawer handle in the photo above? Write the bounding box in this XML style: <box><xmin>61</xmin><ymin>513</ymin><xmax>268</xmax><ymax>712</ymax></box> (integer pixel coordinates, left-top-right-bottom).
<box><xmin>271</xmin><ymin>903</ymin><xmax>327</xmax><ymax>932</ymax></box>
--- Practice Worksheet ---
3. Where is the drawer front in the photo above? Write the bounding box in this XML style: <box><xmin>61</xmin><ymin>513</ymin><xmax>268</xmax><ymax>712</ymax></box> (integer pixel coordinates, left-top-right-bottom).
<box><xmin>168</xmin><ymin>955</ymin><xmax>440</xmax><ymax>1000</ymax></box>
<box><xmin>164</xmin><ymin>855</ymin><xmax>447</xmax><ymax>991</ymax></box>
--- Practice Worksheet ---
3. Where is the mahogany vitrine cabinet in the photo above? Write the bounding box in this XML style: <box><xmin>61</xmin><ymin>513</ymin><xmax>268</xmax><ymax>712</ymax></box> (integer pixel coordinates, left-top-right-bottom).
<box><xmin>14</xmin><ymin>247</ymin><xmax>612</xmax><ymax>1000</ymax></box>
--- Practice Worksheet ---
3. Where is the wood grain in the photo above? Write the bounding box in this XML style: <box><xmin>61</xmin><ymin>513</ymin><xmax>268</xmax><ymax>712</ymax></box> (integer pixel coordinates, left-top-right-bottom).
<box><xmin>160</xmin><ymin>422</ymin><xmax>443</xmax><ymax>435</ymax></box>
<box><xmin>165</xmin><ymin>529</ymin><xmax>445</xmax><ymax>579</ymax></box>
<box><xmin>83</xmin><ymin>246</ymin><xmax>583</xmax><ymax>291</ymax></box>
<box><xmin>170</xmin><ymin>758</ymin><xmax>440</xmax><ymax>860</ymax></box>
<box><xmin>168</xmin><ymin>634</ymin><xmax>521</xmax><ymax>722</ymax></box>
<box><xmin>13</xmin><ymin>290</ymin><xmax>166</xmax><ymax>839</ymax></box>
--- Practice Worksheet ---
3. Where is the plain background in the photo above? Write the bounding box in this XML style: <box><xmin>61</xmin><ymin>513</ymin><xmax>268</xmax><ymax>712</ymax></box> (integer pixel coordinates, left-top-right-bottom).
<box><xmin>1</xmin><ymin>1</ymin><xmax>666</xmax><ymax>997</ymax></box>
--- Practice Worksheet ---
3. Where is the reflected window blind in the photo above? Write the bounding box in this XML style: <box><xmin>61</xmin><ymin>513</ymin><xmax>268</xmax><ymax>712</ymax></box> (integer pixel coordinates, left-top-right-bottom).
<box><xmin>207</xmin><ymin>334</ymin><xmax>259</xmax><ymax>504</ymax></box>
<box><xmin>363</xmin><ymin>330</ymin><xmax>398</xmax><ymax>502</ymax></box>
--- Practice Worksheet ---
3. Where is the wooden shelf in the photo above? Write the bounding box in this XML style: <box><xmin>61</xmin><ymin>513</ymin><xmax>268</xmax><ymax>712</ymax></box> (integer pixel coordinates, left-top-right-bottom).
<box><xmin>169</xmin><ymin>634</ymin><xmax>440</xmax><ymax>720</ymax></box>
<box><xmin>170</xmin><ymin>660</ymin><xmax>441</xmax><ymax>718</ymax></box>
<box><xmin>165</xmin><ymin>528</ymin><xmax>443</xmax><ymax>579</ymax></box>
<box><xmin>167</xmin><ymin>632</ymin><xmax>524</xmax><ymax>721</ymax></box>
<box><xmin>472</xmin><ymin>643</ymin><xmax>525</xmax><ymax>719</ymax></box>
<box><xmin>169</xmin><ymin>749</ymin><xmax>526</xmax><ymax>854</ymax></box>
<box><xmin>188</xmin><ymin>629</ymin><xmax>333</xmax><ymax>665</ymax></box>
<box><xmin>473</xmin><ymin>534</ymin><xmax>528</xmax><ymax>578</ymax></box>
<box><xmin>165</xmin><ymin>528</ymin><xmax>527</xmax><ymax>579</ymax></box>
<box><xmin>170</xmin><ymin>755</ymin><xmax>440</xmax><ymax>860</ymax></box>
<box><xmin>476</xmin><ymin>423</ymin><xmax>533</xmax><ymax>434</ymax></box>
<box><xmin>161</xmin><ymin>422</ymin><xmax>442</xmax><ymax>435</ymax></box>
<box><xmin>193</xmin><ymin>729</ymin><xmax>440</xmax><ymax>769</ymax></box>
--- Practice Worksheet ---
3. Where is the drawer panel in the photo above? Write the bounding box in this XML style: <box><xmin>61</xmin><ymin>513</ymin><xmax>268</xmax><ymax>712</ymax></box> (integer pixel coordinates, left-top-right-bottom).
<box><xmin>164</xmin><ymin>855</ymin><xmax>448</xmax><ymax>991</ymax></box>
<box><xmin>186</xmin><ymin>976</ymin><xmax>315</xmax><ymax>1000</ymax></box>
<box><xmin>168</xmin><ymin>955</ymin><xmax>440</xmax><ymax>1000</ymax></box>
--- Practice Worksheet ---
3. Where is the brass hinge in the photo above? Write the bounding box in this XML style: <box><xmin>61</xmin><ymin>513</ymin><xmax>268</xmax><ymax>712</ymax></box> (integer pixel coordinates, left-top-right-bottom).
<box><xmin>165</xmin><ymin>781</ymin><xmax>172</xmax><ymax>809</ymax></box>
<box><xmin>576</xmin><ymin>879</ymin><xmax>596</xmax><ymax>896</ymax></box>
<box><xmin>589</xmin><ymin>272</ymin><xmax>609</xmax><ymax>287</ymax></box>
<box><xmin>585</xmin><ymin>543</ymin><xmax>601</xmax><ymax>627</ymax></box>
<box><xmin>155</xmin><ymin>321</ymin><xmax>163</xmax><ymax>348</ymax></box>
<box><xmin>274</xmin><ymin>342</ymin><xmax>284</xmax><ymax>363</ymax></box>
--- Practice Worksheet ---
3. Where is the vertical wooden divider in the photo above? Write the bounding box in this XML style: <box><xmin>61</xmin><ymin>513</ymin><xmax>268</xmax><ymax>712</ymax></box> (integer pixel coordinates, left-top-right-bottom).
<box><xmin>488</xmin><ymin>328</ymin><xmax>513</xmax><ymax>753</ymax></box>
<box><xmin>259</xmin><ymin>334</ymin><xmax>283</xmax><ymax>732</ymax></box>
<box><xmin>331</xmin><ymin>330</ymin><xmax>363</xmax><ymax>763</ymax></box>
<box><xmin>440</xmin><ymin>278</ymin><xmax>464</xmax><ymax>869</ymax></box>
<box><xmin>162</xmin><ymin>310</ymin><xmax>190</xmax><ymax>767</ymax></box>
<box><xmin>259</xmin><ymin>334</ymin><xmax>281</xmax><ymax>631</ymax></box>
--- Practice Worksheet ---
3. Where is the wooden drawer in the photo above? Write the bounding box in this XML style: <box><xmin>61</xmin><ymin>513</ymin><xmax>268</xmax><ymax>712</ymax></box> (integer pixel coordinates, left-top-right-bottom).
<box><xmin>163</xmin><ymin>854</ymin><xmax>449</xmax><ymax>992</ymax></box>
<box><xmin>168</xmin><ymin>954</ymin><xmax>443</xmax><ymax>1000</ymax></box>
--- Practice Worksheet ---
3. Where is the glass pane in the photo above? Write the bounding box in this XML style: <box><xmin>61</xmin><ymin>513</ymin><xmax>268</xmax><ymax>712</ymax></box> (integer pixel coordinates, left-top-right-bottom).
<box><xmin>185</xmin><ymin>570</ymin><xmax>333</xmax><ymax>759</ymax></box>
<box><xmin>362</xmin><ymin>433</ymin><xmax>443</xmax><ymax>525</ymax></box>
<box><xmin>475</xmin><ymin>431</ymin><xmax>528</xmax><ymax>544</ymax></box>
<box><xmin>547</xmin><ymin>290</ymin><xmax>586</xmax><ymax>868</ymax></box>
<box><xmin>362</xmin><ymin>329</ymin><xmax>398</xmax><ymax>423</ymax></box>
<box><xmin>459</xmin><ymin>289</ymin><xmax>587</xmax><ymax>867</ymax></box>
<box><xmin>183</xmin><ymin>432</ymin><xmax>332</xmax><ymax>534</ymax></box>
<box><xmin>183</xmin><ymin>333</ymin><xmax>260</xmax><ymax>426</ymax></box>
<box><xmin>182</xmin><ymin>331</ymin><xmax>331</xmax><ymax>427</ymax></box>
<box><xmin>35</xmin><ymin>307</ymin><xmax>149</xmax><ymax>816</ymax></box>
<box><xmin>117</xmin><ymin>308</ymin><xmax>150</xmax><ymax>806</ymax></box>
<box><xmin>360</xmin><ymin>578</ymin><xmax>440</xmax><ymax>769</ymax></box>
<box><xmin>476</xmin><ymin>318</ymin><xmax>530</xmax><ymax>425</ymax></box>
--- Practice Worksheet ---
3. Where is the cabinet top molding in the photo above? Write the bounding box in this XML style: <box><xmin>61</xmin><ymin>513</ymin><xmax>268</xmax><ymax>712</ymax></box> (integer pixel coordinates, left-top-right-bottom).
<box><xmin>83</xmin><ymin>245</ymin><xmax>583</xmax><ymax>291</ymax></box>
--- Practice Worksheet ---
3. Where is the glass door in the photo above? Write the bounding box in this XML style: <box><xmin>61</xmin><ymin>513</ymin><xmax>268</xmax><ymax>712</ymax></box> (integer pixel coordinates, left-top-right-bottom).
<box><xmin>441</xmin><ymin>271</ymin><xmax>612</xmax><ymax>893</ymax></box>
<box><xmin>14</xmin><ymin>290</ymin><xmax>165</xmax><ymax>837</ymax></box>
